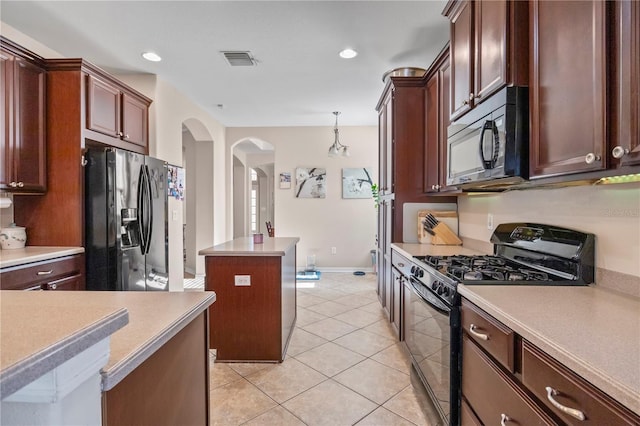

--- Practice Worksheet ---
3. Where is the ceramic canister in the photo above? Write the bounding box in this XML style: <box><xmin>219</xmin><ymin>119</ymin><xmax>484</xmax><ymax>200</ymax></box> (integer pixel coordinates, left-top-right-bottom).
<box><xmin>0</xmin><ymin>223</ymin><xmax>27</xmax><ymax>249</ymax></box>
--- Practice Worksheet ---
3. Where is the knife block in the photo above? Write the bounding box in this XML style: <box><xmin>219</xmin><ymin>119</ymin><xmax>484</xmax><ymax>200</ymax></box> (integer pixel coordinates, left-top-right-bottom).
<box><xmin>417</xmin><ymin>210</ymin><xmax>462</xmax><ymax>245</ymax></box>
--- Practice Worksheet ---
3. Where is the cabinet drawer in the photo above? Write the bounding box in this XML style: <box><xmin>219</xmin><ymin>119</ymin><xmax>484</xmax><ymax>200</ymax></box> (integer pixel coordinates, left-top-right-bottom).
<box><xmin>462</xmin><ymin>335</ymin><xmax>557</xmax><ymax>426</ymax></box>
<box><xmin>461</xmin><ymin>299</ymin><xmax>515</xmax><ymax>371</ymax></box>
<box><xmin>0</xmin><ymin>254</ymin><xmax>84</xmax><ymax>290</ymax></box>
<box><xmin>460</xmin><ymin>397</ymin><xmax>482</xmax><ymax>426</ymax></box>
<box><xmin>522</xmin><ymin>341</ymin><xmax>639</xmax><ymax>425</ymax></box>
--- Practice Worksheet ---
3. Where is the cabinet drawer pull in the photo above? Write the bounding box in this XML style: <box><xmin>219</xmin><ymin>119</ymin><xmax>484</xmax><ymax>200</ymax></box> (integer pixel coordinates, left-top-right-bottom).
<box><xmin>545</xmin><ymin>386</ymin><xmax>586</xmax><ymax>421</ymax></box>
<box><xmin>37</xmin><ymin>270</ymin><xmax>54</xmax><ymax>275</ymax></box>
<box><xmin>469</xmin><ymin>324</ymin><xmax>489</xmax><ymax>340</ymax></box>
<box><xmin>500</xmin><ymin>414</ymin><xmax>510</xmax><ymax>426</ymax></box>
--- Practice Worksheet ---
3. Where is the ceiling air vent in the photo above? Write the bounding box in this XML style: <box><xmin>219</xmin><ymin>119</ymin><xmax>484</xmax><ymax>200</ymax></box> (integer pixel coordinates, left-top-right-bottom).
<box><xmin>221</xmin><ymin>51</ymin><xmax>256</xmax><ymax>67</ymax></box>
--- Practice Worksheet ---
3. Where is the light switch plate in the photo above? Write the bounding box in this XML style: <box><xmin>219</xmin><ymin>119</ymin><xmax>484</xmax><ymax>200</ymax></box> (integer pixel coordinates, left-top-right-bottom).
<box><xmin>234</xmin><ymin>275</ymin><xmax>251</xmax><ymax>286</ymax></box>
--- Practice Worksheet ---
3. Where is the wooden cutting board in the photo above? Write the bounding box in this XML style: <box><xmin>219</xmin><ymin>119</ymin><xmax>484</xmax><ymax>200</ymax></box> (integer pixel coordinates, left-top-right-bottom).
<box><xmin>417</xmin><ymin>210</ymin><xmax>462</xmax><ymax>245</ymax></box>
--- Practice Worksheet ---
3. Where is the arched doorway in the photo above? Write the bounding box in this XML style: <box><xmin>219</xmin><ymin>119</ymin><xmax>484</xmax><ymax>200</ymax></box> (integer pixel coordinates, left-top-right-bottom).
<box><xmin>231</xmin><ymin>138</ymin><xmax>275</xmax><ymax>237</ymax></box>
<box><xmin>182</xmin><ymin>119</ymin><xmax>214</xmax><ymax>281</ymax></box>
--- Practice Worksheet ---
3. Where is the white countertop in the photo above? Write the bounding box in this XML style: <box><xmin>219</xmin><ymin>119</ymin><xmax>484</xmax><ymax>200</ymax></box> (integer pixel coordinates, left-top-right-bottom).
<box><xmin>459</xmin><ymin>285</ymin><xmax>640</xmax><ymax>416</ymax></box>
<box><xmin>0</xmin><ymin>246</ymin><xmax>84</xmax><ymax>269</ymax></box>
<box><xmin>391</xmin><ymin>242</ymin><xmax>485</xmax><ymax>258</ymax></box>
<box><xmin>0</xmin><ymin>291</ymin><xmax>216</xmax><ymax>396</ymax></box>
<box><xmin>199</xmin><ymin>237</ymin><xmax>300</xmax><ymax>257</ymax></box>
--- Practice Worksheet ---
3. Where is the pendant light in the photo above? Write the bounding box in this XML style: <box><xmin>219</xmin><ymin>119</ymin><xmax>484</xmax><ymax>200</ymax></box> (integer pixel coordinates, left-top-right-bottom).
<box><xmin>328</xmin><ymin>111</ymin><xmax>349</xmax><ymax>157</ymax></box>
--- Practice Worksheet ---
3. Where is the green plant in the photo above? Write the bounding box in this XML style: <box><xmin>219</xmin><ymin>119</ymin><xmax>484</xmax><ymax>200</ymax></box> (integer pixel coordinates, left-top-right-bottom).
<box><xmin>371</xmin><ymin>183</ymin><xmax>379</xmax><ymax>209</ymax></box>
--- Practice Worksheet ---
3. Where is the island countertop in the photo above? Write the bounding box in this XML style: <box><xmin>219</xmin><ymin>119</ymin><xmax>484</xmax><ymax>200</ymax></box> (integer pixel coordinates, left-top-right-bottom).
<box><xmin>0</xmin><ymin>291</ymin><xmax>216</xmax><ymax>396</ymax></box>
<box><xmin>0</xmin><ymin>291</ymin><xmax>128</xmax><ymax>399</ymax></box>
<box><xmin>199</xmin><ymin>237</ymin><xmax>300</xmax><ymax>257</ymax></box>
<box><xmin>0</xmin><ymin>246</ymin><xmax>85</xmax><ymax>269</ymax></box>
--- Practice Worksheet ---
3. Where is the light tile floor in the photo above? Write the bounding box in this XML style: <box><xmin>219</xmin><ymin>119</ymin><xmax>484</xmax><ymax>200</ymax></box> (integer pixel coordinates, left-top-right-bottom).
<box><xmin>208</xmin><ymin>272</ymin><xmax>435</xmax><ymax>426</ymax></box>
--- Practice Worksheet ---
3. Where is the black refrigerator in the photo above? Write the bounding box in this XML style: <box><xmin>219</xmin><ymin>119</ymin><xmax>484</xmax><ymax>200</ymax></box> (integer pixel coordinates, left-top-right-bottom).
<box><xmin>85</xmin><ymin>147</ymin><xmax>169</xmax><ymax>291</ymax></box>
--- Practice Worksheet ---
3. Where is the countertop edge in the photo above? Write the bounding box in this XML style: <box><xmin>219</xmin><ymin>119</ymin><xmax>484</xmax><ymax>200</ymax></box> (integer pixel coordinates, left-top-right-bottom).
<box><xmin>458</xmin><ymin>285</ymin><xmax>640</xmax><ymax>416</ymax></box>
<box><xmin>0</xmin><ymin>307</ymin><xmax>128</xmax><ymax>399</ymax></box>
<box><xmin>0</xmin><ymin>246</ymin><xmax>85</xmax><ymax>269</ymax></box>
<box><xmin>100</xmin><ymin>293</ymin><xmax>216</xmax><ymax>391</ymax></box>
<box><xmin>199</xmin><ymin>237</ymin><xmax>299</xmax><ymax>257</ymax></box>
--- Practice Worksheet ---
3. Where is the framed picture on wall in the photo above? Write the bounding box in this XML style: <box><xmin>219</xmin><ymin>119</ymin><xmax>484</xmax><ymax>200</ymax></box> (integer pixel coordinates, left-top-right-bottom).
<box><xmin>279</xmin><ymin>172</ymin><xmax>291</xmax><ymax>189</ymax></box>
<box><xmin>295</xmin><ymin>167</ymin><xmax>326</xmax><ymax>198</ymax></box>
<box><xmin>342</xmin><ymin>167</ymin><xmax>373</xmax><ymax>199</ymax></box>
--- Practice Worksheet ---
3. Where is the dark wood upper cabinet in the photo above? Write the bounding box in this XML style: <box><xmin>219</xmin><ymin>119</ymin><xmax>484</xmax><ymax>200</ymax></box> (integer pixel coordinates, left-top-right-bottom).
<box><xmin>424</xmin><ymin>45</ymin><xmax>457</xmax><ymax>194</ymax></box>
<box><xmin>529</xmin><ymin>0</ymin><xmax>607</xmax><ymax>179</ymax></box>
<box><xmin>86</xmin><ymin>74</ymin><xmax>150</xmax><ymax>153</ymax></box>
<box><xmin>444</xmin><ymin>0</ymin><xmax>528</xmax><ymax>122</ymax></box>
<box><xmin>0</xmin><ymin>38</ymin><xmax>46</xmax><ymax>193</ymax></box>
<box><xmin>610</xmin><ymin>0</ymin><xmax>640</xmax><ymax>169</ymax></box>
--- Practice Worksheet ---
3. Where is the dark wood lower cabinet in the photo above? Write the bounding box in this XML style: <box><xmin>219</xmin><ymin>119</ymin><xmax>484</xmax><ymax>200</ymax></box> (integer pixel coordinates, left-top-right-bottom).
<box><xmin>522</xmin><ymin>341</ymin><xmax>639</xmax><ymax>425</ymax></box>
<box><xmin>461</xmin><ymin>298</ymin><xmax>640</xmax><ymax>426</ymax></box>
<box><xmin>204</xmin><ymin>246</ymin><xmax>297</xmax><ymax>362</ymax></box>
<box><xmin>462</xmin><ymin>335</ymin><xmax>557</xmax><ymax>426</ymax></box>
<box><xmin>102</xmin><ymin>312</ymin><xmax>209</xmax><ymax>426</ymax></box>
<box><xmin>0</xmin><ymin>254</ymin><xmax>85</xmax><ymax>290</ymax></box>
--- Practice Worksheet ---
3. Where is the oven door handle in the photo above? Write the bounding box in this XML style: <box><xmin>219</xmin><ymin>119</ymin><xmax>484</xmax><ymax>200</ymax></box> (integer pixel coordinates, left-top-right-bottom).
<box><xmin>408</xmin><ymin>277</ymin><xmax>451</xmax><ymax>315</ymax></box>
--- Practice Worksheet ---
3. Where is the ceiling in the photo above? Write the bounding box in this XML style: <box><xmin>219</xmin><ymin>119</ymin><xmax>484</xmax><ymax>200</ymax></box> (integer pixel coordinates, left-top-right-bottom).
<box><xmin>1</xmin><ymin>1</ymin><xmax>450</xmax><ymax>127</ymax></box>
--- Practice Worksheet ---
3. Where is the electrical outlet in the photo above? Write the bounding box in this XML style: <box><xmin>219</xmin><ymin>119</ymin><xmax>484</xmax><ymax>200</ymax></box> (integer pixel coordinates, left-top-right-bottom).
<box><xmin>487</xmin><ymin>213</ymin><xmax>494</xmax><ymax>230</ymax></box>
<box><xmin>172</xmin><ymin>210</ymin><xmax>178</xmax><ymax>221</ymax></box>
<box><xmin>331</xmin><ymin>247</ymin><xmax>337</xmax><ymax>255</ymax></box>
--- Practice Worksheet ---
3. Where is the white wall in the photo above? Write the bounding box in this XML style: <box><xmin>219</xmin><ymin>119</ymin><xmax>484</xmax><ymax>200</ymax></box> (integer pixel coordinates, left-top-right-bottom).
<box><xmin>227</xmin><ymin>126</ymin><xmax>378</xmax><ymax>270</ymax></box>
<box><xmin>458</xmin><ymin>182</ymin><xmax>640</xmax><ymax>277</ymax></box>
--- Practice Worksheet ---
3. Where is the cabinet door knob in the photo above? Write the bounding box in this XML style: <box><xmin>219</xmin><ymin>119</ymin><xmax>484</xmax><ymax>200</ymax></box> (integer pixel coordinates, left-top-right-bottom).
<box><xmin>9</xmin><ymin>182</ymin><xmax>17</xmax><ymax>188</ymax></box>
<box><xmin>545</xmin><ymin>387</ymin><xmax>586</xmax><ymax>421</ymax></box>
<box><xmin>117</xmin><ymin>131</ymin><xmax>124</xmax><ymax>137</ymax></box>
<box><xmin>500</xmin><ymin>414</ymin><xmax>511</xmax><ymax>426</ymax></box>
<box><xmin>435</xmin><ymin>184</ymin><xmax>441</xmax><ymax>190</ymax></box>
<box><xmin>462</xmin><ymin>99</ymin><xmax>469</xmax><ymax>105</ymax></box>
<box><xmin>124</xmin><ymin>134</ymin><xmax>130</xmax><ymax>139</ymax></box>
<box><xmin>48</xmin><ymin>283</ymin><xmax>57</xmax><ymax>290</ymax></box>
<box><xmin>584</xmin><ymin>153</ymin><xmax>601</xmax><ymax>164</ymax></box>
<box><xmin>469</xmin><ymin>92</ymin><xmax>474</xmax><ymax>101</ymax></box>
<box><xmin>612</xmin><ymin>146</ymin><xmax>629</xmax><ymax>159</ymax></box>
<box><xmin>17</xmin><ymin>182</ymin><xmax>24</xmax><ymax>188</ymax></box>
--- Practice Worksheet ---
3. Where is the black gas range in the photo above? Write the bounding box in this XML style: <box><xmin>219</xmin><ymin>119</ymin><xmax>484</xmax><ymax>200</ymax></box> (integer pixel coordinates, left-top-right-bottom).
<box><xmin>403</xmin><ymin>223</ymin><xmax>595</xmax><ymax>425</ymax></box>
<box><xmin>410</xmin><ymin>222</ymin><xmax>595</xmax><ymax>305</ymax></box>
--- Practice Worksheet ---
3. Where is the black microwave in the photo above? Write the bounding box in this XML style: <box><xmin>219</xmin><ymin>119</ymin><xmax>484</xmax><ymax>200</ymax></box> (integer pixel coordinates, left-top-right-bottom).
<box><xmin>446</xmin><ymin>86</ymin><xmax>529</xmax><ymax>189</ymax></box>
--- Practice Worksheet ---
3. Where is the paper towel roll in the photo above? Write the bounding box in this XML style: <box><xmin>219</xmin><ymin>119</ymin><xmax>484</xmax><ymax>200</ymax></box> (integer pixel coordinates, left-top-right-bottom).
<box><xmin>0</xmin><ymin>197</ymin><xmax>12</xmax><ymax>209</ymax></box>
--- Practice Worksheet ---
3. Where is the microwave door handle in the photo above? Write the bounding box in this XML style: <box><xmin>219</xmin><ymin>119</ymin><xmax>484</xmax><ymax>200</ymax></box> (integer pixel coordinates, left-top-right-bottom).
<box><xmin>479</xmin><ymin>121</ymin><xmax>492</xmax><ymax>169</ymax></box>
<box><xmin>490</xmin><ymin>121</ymin><xmax>499</xmax><ymax>168</ymax></box>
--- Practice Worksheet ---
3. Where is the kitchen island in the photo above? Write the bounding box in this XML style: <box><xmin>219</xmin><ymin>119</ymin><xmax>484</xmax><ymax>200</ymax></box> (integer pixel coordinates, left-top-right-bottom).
<box><xmin>199</xmin><ymin>236</ymin><xmax>299</xmax><ymax>362</ymax></box>
<box><xmin>1</xmin><ymin>290</ymin><xmax>216</xmax><ymax>425</ymax></box>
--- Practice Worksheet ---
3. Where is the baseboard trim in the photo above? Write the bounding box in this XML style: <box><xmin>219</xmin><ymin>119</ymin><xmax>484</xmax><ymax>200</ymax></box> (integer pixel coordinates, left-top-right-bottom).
<box><xmin>314</xmin><ymin>267</ymin><xmax>375</xmax><ymax>273</ymax></box>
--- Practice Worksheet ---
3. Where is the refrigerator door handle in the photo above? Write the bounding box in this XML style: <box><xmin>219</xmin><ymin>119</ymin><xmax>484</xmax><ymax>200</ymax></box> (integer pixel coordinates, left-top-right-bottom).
<box><xmin>137</xmin><ymin>165</ymin><xmax>147</xmax><ymax>255</ymax></box>
<box><xmin>144</xmin><ymin>165</ymin><xmax>154</xmax><ymax>255</ymax></box>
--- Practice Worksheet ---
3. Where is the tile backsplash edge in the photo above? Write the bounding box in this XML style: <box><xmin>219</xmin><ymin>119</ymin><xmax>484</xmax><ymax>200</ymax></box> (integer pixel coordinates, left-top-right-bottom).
<box><xmin>462</xmin><ymin>237</ymin><xmax>640</xmax><ymax>299</ymax></box>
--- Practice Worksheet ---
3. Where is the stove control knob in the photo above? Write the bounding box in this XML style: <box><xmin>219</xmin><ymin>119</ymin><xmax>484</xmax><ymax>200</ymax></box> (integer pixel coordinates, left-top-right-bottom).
<box><xmin>437</xmin><ymin>285</ymin><xmax>444</xmax><ymax>295</ymax></box>
<box><xmin>431</xmin><ymin>282</ymin><xmax>438</xmax><ymax>291</ymax></box>
<box><xmin>442</xmin><ymin>287</ymin><xmax>450</xmax><ymax>297</ymax></box>
<box><xmin>410</xmin><ymin>266</ymin><xmax>416</xmax><ymax>274</ymax></box>
<box><xmin>418</xmin><ymin>270</ymin><xmax>424</xmax><ymax>278</ymax></box>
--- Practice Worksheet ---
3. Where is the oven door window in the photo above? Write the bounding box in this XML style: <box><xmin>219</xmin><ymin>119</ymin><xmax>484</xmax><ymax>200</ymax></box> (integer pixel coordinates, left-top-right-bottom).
<box><xmin>404</xmin><ymin>279</ymin><xmax>452</xmax><ymax>422</ymax></box>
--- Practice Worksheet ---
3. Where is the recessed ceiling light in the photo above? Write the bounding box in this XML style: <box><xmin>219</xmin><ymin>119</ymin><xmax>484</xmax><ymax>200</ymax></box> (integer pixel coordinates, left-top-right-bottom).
<box><xmin>339</xmin><ymin>48</ymin><xmax>358</xmax><ymax>59</ymax></box>
<box><xmin>142</xmin><ymin>51</ymin><xmax>162</xmax><ymax>62</ymax></box>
